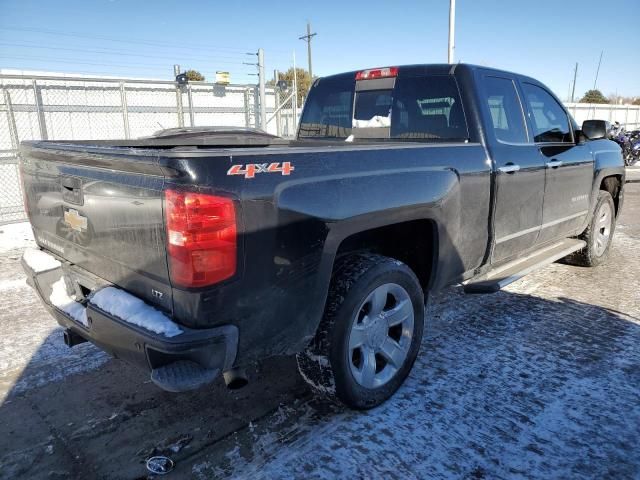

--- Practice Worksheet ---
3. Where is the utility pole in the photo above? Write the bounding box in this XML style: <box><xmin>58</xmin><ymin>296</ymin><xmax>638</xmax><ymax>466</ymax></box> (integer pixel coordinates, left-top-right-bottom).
<box><xmin>258</xmin><ymin>48</ymin><xmax>266</xmax><ymax>130</ymax></box>
<box><xmin>570</xmin><ymin>62</ymin><xmax>578</xmax><ymax>103</ymax></box>
<box><xmin>299</xmin><ymin>21</ymin><xmax>317</xmax><ymax>78</ymax></box>
<box><xmin>593</xmin><ymin>50</ymin><xmax>603</xmax><ymax>90</ymax></box>
<box><xmin>448</xmin><ymin>0</ymin><xmax>456</xmax><ymax>64</ymax></box>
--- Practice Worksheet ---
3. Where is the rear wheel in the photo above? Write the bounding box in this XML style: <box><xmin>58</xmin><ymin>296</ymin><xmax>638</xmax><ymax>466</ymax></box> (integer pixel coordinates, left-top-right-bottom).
<box><xmin>296</xmin><ymin>254</ymin><xmax>424</xmax><ymax>409</ymax></box>
<box><xmin>566</xmin><ymin>190</ymin><xmax>616</xmax><ymax>267</ymax></box>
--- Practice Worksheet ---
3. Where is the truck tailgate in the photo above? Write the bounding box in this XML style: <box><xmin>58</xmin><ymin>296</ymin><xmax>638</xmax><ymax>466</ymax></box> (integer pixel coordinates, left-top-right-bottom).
<box><xmin>20</xmin><ymin>142</ymin><xmax>172</xmax><ymax>312</ymax></box>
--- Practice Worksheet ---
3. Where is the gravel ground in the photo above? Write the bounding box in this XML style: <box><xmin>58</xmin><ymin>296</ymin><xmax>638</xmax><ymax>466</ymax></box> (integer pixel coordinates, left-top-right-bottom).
<box><xmin>0</xmin><ymin>184</ymin><xmax>638</xmax><ymax>480</ymax></box>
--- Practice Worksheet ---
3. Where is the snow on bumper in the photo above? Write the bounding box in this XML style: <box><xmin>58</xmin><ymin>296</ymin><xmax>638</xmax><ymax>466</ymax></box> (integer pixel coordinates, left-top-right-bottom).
<box><xmin>22</xmin><ymin>248</ymin><xmax>182</xmax><ymax>338</ymax></box>
<box><xmin>21</xmin><ymin>248</ymin><xmax>239</xmax><ymax>379</ymax></box>
<box><xmin>22</xmin><ymin>247</ymin><xmax>61</xmax><ymax>273</ymax></box>
<box><xmin>50</xmin><ymin>277</ymin><xmax>89</xmax><ymax>326</ymax></box>
<box><xmin>90</xmin><ymin>287</ymin><xmax>182</xmax><ymax>338</ymax></box>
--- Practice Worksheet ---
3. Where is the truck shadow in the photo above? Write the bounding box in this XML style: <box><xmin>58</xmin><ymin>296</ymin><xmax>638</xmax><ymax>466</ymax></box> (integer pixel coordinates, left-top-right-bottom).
<box><xmin>2</xmin><ymin>281</ymin><xmax>639</xmax><ymax>479</ymax></box>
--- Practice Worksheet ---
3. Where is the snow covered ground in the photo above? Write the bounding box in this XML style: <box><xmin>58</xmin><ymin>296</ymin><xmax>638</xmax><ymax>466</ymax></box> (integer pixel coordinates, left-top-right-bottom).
<box><xmin>0</xmin><ymin>183</ymin><xmax>639</xmax><ymax>479</ymax></box>
<box><xmin>0</xmin><ymin>222</ymin><xmax>35</xmax><ymax>253</ymax></box>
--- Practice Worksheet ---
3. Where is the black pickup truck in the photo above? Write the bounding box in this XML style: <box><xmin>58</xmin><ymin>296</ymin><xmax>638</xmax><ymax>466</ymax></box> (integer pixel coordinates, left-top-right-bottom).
<box><xmin>20</xmin><ymin>64</ymin><xmax>624</xmax><ymax>409</ymax></box>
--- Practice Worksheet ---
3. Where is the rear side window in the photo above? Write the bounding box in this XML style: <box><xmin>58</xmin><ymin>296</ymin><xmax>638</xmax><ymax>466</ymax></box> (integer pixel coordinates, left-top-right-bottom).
<box><xmin>483</xmin><ymin>76</ymin><xmax>528</xmax><ymax>144</ymax></box>
<box><xmin>390</xmin><ymin>76</ymin><xmax>468</xmax><ymax>140</ymax></box>
<box><xmin>521</xmin><ymin>83</ymin><xmax>572</xmax><ymax>143</ymax></box>
<box><xmin>298</xmin><ymin>73</ymin><xmax>468</xmax><ymax>141</ymax></box>
<box><xmin>298</xmin><ymin>74</ymin><xmax>354</xmax><ymax>139</ymax></box>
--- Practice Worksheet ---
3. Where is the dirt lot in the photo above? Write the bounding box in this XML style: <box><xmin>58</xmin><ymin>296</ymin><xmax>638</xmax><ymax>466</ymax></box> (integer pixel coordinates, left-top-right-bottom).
<box><xmin>1</xmin><ymin>182</ymin><xmax>639</xmax><ymax>480</ymax></box>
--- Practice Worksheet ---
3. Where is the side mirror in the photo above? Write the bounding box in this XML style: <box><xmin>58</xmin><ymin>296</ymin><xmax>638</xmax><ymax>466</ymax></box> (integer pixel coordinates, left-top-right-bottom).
<box><xmin>581</xmin><ymin>120</ymin><xmax>610</xmax><ymax>140</ymax></box>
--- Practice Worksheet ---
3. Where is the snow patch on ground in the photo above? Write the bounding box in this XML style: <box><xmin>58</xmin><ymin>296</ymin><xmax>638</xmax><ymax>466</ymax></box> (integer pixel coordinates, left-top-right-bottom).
<box><xmin>0</xmin><ymin>222</ymin><xmax>35</xmax><ymax>253</ymax></box>
<box><xmin>49</xmin><ymin>278</ymin><xmax>88</xmax><ymax>326</ymax></box>
<box><xmin>22</xmin><ymin>248</ymin><xmax>61</xmax><ymax>273</ymax></box>
<box><xmin>90</xmin><ymin>287</ymin><xmax>182</xmax><ymax>338</ymax></box>
<box><xmin>0</xmin><ymin>278</ymin><xmax>28</xmax><ymax>291</ymax></box>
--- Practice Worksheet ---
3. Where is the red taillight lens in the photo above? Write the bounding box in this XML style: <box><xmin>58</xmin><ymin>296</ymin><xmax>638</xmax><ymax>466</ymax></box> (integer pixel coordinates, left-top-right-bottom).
<box><xmin>164</xmin><ymin>189</ymin><xmax>237</xmax><ymax>288</ymax></box>
<box><xmin>355</xmin><ymin>66</ymin><xmax>398</xmax><ymax>81</ymax></box>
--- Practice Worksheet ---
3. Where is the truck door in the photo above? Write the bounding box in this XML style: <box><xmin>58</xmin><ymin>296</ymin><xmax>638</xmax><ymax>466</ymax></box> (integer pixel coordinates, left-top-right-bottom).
<box><xmin>518</xmin><ymin>82</ymin><xmax>593</xmax><ymax>244</ymax></box>
<box><xmin>480</xmin><ymin>75</ymin><xmax>546</xmax><ymax>263</ymax></box>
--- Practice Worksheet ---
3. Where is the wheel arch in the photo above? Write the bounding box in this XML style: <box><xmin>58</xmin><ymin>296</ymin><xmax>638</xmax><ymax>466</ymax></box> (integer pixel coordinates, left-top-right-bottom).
<box><xmin>333</xmin><ymin>219</ymin><xmax>439</xmax><ymax>290</ymax></box>
<box><xmin>599</xmin><ymin>174</ymin><xmax>623</xmax><ymax>216</ymax></box>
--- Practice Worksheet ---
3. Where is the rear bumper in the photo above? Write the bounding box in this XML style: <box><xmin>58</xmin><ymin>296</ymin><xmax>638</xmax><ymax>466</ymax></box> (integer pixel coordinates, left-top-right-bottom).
<box><xmin>22</xmin><ymin>251</ymin><xmax>238</xmax><ymax>381</ymax></box>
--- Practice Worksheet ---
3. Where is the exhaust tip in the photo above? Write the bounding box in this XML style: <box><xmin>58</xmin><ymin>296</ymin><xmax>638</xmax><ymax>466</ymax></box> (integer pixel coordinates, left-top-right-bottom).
<box><xmin>223</xmin><ymin>368</ymin><xmax>248</xmax><ymax>390</ymax></box>
<box><xmin>63</xmin><ymin>329</ymin><xmax>87</xmax><ymax>348</ymax></box>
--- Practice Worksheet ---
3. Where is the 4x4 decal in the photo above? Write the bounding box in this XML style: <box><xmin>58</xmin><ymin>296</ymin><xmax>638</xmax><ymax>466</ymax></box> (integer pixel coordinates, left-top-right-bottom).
<box><xmin>227</xmin><ymin>162</ymin><xmax>295</xmax><ymax>179</ymax></box>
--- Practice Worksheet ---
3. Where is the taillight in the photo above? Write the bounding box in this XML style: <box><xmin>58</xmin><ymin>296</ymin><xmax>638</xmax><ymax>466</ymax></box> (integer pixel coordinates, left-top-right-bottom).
<box><xmin>164</xmin><ymin>189</ymin><xmax>237</xmax><ymax>288</ymax></box>
<box><xmin>355</xmin><ymin>67</ymin><xmax>398</xmax><ymax>81</ymax></box>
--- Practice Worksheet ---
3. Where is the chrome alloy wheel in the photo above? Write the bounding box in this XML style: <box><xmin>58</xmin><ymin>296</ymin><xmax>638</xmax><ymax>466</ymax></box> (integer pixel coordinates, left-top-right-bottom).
<box><xmin>348</xmin><ymin>283</ymin><xmax>414</xmax><ymax>389</ymax></box>
<box><xmin>593</xmin><ymin>200</ymin><xmax>613</xmax><ymax>257</ymax></box>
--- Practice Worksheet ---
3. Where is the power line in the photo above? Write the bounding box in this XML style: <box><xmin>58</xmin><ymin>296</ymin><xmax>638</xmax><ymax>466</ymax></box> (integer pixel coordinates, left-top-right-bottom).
<box><xmin>0</xmin><ymin>54</ymin><xmax>247</xmax><ymax>68</ymax></box>
<box><xmin>0</xmin><ymin>26</ymin><xmax>290</xmax><ymax>55</ymax></box>
<box><xmin>0</xmin><ymin>26</ymin><xmax>256</xmax><ymax>53</ymax></box>
<box><xmin>0</xmin><ymin>41</ymin><xmax>250</xmax><ymax>62</ymax></box>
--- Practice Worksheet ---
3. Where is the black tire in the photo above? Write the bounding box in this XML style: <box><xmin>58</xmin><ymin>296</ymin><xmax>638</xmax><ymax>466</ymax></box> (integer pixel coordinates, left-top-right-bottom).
<box><xmin>296</xmin><ymin>254</ymin><xmax>424</xmax><ymax>409</ymax></box>
<box><xmin>565</xmin><ymin>190</ymin><xmax>616</xmax><ymax>267</ymax></box>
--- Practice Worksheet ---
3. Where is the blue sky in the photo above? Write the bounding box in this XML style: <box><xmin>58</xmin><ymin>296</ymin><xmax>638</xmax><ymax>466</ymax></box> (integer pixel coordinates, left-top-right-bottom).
<box><xmin>1</xmin><ymin>0</ymin><xmax>639</xmax><ymax>99</ymax></box>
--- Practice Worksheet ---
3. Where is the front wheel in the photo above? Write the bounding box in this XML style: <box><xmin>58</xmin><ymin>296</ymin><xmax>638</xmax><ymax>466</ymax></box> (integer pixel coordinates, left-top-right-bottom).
<box><xmin>296</xmin><ymin>254</ymin><xmax>424</xmax><ymax>409</ymax></box>
<box><xmin>565</xmin><ymin>190</ymin><xmax>616</xmax><ymax>267</ymax></box>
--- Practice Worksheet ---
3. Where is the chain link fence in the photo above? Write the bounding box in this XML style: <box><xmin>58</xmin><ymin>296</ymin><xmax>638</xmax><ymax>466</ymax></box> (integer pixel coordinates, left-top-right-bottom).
<box><xmin>0</xmin><ymin>72</ymin><xmax>300</xmax><ymax>224</ymax></box>
<box><xmin>2</xmin><ymin>72</ymin><xmax>639</xmax><ymax>225</ymax></box>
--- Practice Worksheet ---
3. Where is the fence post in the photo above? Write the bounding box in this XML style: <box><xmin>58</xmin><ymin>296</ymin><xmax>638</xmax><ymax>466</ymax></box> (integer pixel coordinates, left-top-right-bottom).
<box><xmin>274</xmin><ymin>88</ymin><xmax>282</xmax><ymax>136</ymax></box>
<box><xmin>2</xmin><ymin>89</ymin><xmax>19</xmax><ymax>151</ymax></box>
<box><xmin>253</xmin><ymin>86</ymin><xmax>260</xmax><ymax>128</ymax></box>
<box><xmin>32</xmin><ymin>79</ymin><xmax>48</xmax><ymax>140</ymax></box>
<box><xmin>292</xmin><ymin>70</ymin><xmax>298</xmax><ymax>134</ymax></box>
<box><xmin>243</xmin><ymin>89</ymin><xmax>251</xmax><ymax>127</ymax></box>
<box><xmin>119</xmin><ymin>82</ymin><xmax>130</xmax><ymax>139</ymax></box>
<box><xmin>187</xmin><ymin>84</ymin><xmax>195</xmax><ymax>127</ymax></box>
<box><xmin>258</xmin><ymin>48</ymin><xmax>266</xmax><ymax>130</ymax></box>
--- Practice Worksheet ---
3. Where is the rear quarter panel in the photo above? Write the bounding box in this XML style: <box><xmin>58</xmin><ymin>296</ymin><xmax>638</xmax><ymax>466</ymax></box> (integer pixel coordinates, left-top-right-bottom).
<box><xmin>162</xmin><ymin>142</ymin><xmax>491</xmax><ymax>360</ymax></box>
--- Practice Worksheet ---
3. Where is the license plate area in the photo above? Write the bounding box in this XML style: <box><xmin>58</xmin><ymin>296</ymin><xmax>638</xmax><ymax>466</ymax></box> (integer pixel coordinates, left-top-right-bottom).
<box><xmin>60</xmin><ymin>264</ymin><xmax>107</xmax><ymax>302</ymax></box>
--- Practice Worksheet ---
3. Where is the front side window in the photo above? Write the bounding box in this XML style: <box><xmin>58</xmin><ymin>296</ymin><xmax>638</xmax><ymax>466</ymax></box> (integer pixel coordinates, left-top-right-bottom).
<box><xmin>522</xmin><ymin>83</ymin><xmax>572</xmax><ymax>143</ymax></box>
<box><xmin>482</xmin><ymin>76</ymin><xmax>528</xmax><ymax>144</ymax></box>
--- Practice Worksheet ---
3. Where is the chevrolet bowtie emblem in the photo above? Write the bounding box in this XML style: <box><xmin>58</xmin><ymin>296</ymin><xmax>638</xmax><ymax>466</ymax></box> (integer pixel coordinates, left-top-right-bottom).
<box><xmin>64</xmin><ymin>209</ymin><xmax>88</xmax><ymax>232</ymax></box>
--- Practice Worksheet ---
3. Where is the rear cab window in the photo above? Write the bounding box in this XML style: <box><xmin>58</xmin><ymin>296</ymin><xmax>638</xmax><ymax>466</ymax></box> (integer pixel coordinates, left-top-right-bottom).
<box><xmin>298</xmin><ymin>70</ymin><xmax>469</xmax><ymax>142</ymax></box>
<box><xmin>481</xmin><ymin>76</ymin><xmax>529</xmax><ymax>144</ymax></box>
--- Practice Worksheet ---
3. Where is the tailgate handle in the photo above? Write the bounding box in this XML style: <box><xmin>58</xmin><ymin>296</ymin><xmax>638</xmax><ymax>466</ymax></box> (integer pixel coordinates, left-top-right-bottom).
<box><xmin>60</xmin><ymin>177</ymin><xmax>81</xmax><ymax>189</ymax></box>
<box><xmin>60</xmin><ymin>176</ymin><xmax>84</xmax><ymax>205</ymax></box>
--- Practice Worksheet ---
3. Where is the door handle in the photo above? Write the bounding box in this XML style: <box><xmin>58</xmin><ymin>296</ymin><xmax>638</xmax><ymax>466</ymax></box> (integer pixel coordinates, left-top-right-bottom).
<box><xmin>498</xmin><ymin>163</ymin><xmax>520</xmax><ymax>174</ymax></box>
<box><xmin>546</xmin><ymin>159</ymin><xmax>563</xmax><ymax>168</ymax></box>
